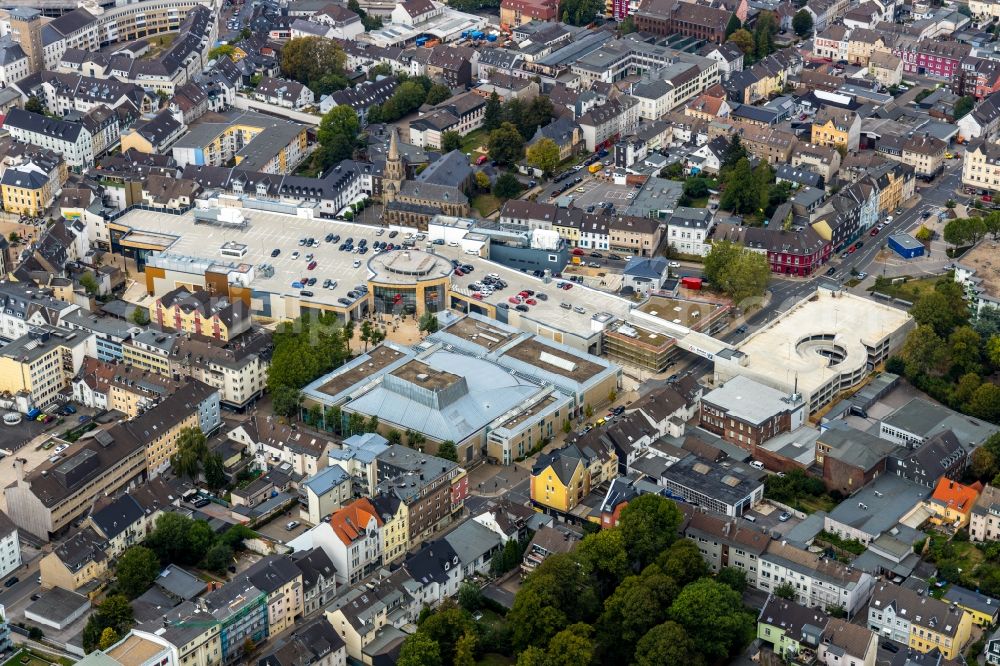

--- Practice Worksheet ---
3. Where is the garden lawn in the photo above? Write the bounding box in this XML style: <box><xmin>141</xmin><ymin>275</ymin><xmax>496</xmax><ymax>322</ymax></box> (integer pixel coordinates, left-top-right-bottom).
<box><xmin>3</xmin><ymin>649</ymin><xmax>74</xmax><ymax>666</ymax></box>
<box><xmin>460</xmin><ymin>130</ymin><xmax>489</xmax><ymax>158</ymax></box>
<box><xmin>473</xmin><ymin>194</ymin><xmax>501</xmax><ymax>217</ymax></box>
<box><xmin>868</xmin><ymin>274</ymin><xmax>946</xmax><ymax>301</ymax></box>
<box><xmin>796</xmin><ymin>494</ymin><xmax>837</xmax><ymax>514</ymax></box>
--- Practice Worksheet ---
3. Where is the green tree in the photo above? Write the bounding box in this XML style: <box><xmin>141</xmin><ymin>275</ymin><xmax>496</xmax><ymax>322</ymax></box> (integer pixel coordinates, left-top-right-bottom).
<box><xmin>620</xmin><ymin>15</ymin><xmax>637</xmax><ymax>34</ymax></box>
<box><xmin>558</xmin><ymin>0</ymin><xmax>603</xmax><ymax>25</ymax></box>
<box><xmin>493</xmin><ymin>173</ymin><xmax>524</xmax><ymax>199</ymax></box>
<box><xmin>967</xmin><ymin>383</ymin><xmax>1000</xmax><ymax>423</ymax></box>
<box><xmin>792</xmin><ymin>9</ymin><xmax>813</xmax><ymax>36</ymax></box>
<box><xmin>441</xmin><ymin>131</ymin><xmax>462</xmax><ymax>152</ymax></box>
<box><xmin>437</xmin><ymin>440</ymin><xmax>458</xmax><ymax>462</ymax></box>
<box><xmin>634</xmin><ymin>621</ymin><xmax>703</xmax><ymax>666</ymax></box>
<box><xmin>971</xmin><ymin>445</ymin><xmax>998</xmax><ymax>481</ymax></box>
<box><xmin>702</xmin><ymin>240</ymin><xmax>770</xmax><ymax>306</ymax></box>
<box><xmin>316</xmin><ymin>105</ymin><xmax>360</xmax><ymax>167</ymax></box>
<box><xmin>387</xmin><ymin>429</ymin><xmax>403</xmax><ymax>445</ymax></box>
<box><xmin>720</xmin><ymin>158</ymin><xmax>760</xmax><ymax>214</ymax></box>
<box><xmin>458</xmin><ymin>581</ymin><xmax>484</xmax><ymax>612</ymax></box>
<box><xmin>508</xmin><ymin>553</ymin><xmax>599</xmax><ymax>651</ymax></box>
<box><xmin>955</xmin><ymin>96</ymin><xmax>976</xmax><ymax>119</ymax></box>
<box><xmin>99</xmin><ymin>627</ymin><xmax>120</xmax><ymax>650</ymax></box>
<box><xmin>24</xmin><ymin>96</ymin><xmax>44</xmax><ymax>114</ymax></box>
<box><xmin>369</xmin><ymin>62</ymin><xmax>392</xmax><ymax>77</ymax></box>
<box><xmin>668</xmin><ymin>579</ymin><xmax>755</xmax><ymax>661</ymax></box>
<box><xmin>717</xmin><ymin>567</ymin><xmax>748</xmax><ymax>593</ymax></box>
<box><xmin>419</xmin><ymin>310</ymin><xmax>439</xmax><ymax>335</ymax></box>
<box><xmin>774</xmin><ymin>581</ymin><xmax>797</xmax><ymax>599</ymax></box>
<box><xmin>721</xmin><ymin>134</ymin><xmax>748</xmax><ymax>170</ymax></box>
<box><xmin>454</xmin><ymin>631</ymin><xmax>477</xmax><ymax>666</ymax></box>
<box><xmin>753</xmin><ymin>11</ymin><xmax>778</xmax><ymax>60</ymax></box>
<box><xmin>618</xmin><ymin>494</ymin><xmax>682</xmax><ymax>570</ymax></box>
<box><xmin>426</xmin><ymin>83</ymin><xmax>452</xmax><ymax>106</ymax></box>
<box><xmin>116</xmin><ymin>546</ymin><xmax>160</xmax><ymax>599</ymax></box>
<box><xmin>170</xmin><ymin>427</ymin><xmax>208</xmax><ymax>480</ymax></box>
<box><xmin>725</xmin><ymin>13</ymin><xmax>741</xmax><ymax>37</ymax></box>
<box><xmin>526</xmin><ymin>138</ymin><xmax>561</xmax><ymax>175</ymax></box>
<box><xmin>545</xmin><ymin>623</ymin><xmax>595</xmax><ymax>666</ymax></box>
<box><xmin>488</xmin><ymin>122</ymin><xmax>525</xmax><ymax>166</ymax></box>
<box><xmin>955</xmin><ymin>372</ymin><xmax>984</xmax><ymax>407</ymax></box>
<box><xmin>79</xmin><ymin>272</ymin><xmax>100</xmax><ymax>296</ymax></box>
<box><xmin>130</xmin><ymin>307</ymin><xmax>150</xmax><ymax>325</ymax></box>
<box><xmin>911</xmin><ymin>288</ymin><xmax>968</xmax><ymax>337</ymax></box>
<box><xmin>944</xmin><ymin>217</ymin><xmax>988</xmax><ymax>247</ymax></box>
<box><xmin>208</xmin><ymin>44</ymin><xmax>236</xmax><ymax>60</ymax></box>
<box><xmin>596</xmin><ymin>565</ymin><xmax>678</xmax><ymax>662</ymax></box>
<box><xmin>656</xmin><ymin>539</ymin><xmax>708</xmax><ymax>587</ymax></box>
<box><xmin>83</xmin><ymin>595</ymin><xmax>135</xmax><ymax>653</ymax></box>
<box><xmin>271</xmin><ymin>385</ymin><xmax>303</xmax><ymax>418</ymax></box>
<box><xmin>948</xmin><ymin>326</ymin><xmax>982</xmax><ymax>375</ymax></box>
<box><xmin>728</xmin><ymin>28</ymin><xmax>755</xmax><ymax>56</ymax></box>
<box><xmin>419</xmin><ymin>606</ymin><xmax>474</xmax><ymax>665</ymax></box>
<box><xmin>484</xmin><ymin>91</ymin><xmax>503</xmax><ymax>131</ymax></box>
<box><xmin>203</xmin><ymin>453</ymin><xmax>227</xmax><ymax>491</ymax></box>
<box><xmin>474</xmin><ymin>171</ymin><xmax>491</xmax><ymax>190</ymax></box>
<box><xmin>201</xmin><ymin>542</ymin><xmax>234</xmax><ymax>574</ymax></box>
<box><xmin>988</xmin><ymin>334</ymin><xmax>1000</xmax><ymax>368</ymax></box>
<box><xmin>575</xmin><ymin>529</ymin><xmax>629</xmax><ymax>600</ymax></box>
<box><xmin>280</xmin><ymin>37</ymin><xmax>347</xmax><ymax>89</ymax></box>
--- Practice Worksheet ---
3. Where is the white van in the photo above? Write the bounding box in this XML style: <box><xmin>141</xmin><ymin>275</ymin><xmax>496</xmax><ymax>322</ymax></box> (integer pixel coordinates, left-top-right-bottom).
<box><xmin>749</xmin><ymin>460</ymin><xmax>765</xmax><ymax>471</ymax></box>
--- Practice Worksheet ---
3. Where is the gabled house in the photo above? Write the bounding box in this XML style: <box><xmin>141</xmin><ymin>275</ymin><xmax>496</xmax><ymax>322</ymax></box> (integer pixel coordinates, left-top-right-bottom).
<box><xmin>757</xmin><ymin>597</ymin><xmax>830</xmax><ymax>662</ymax></box>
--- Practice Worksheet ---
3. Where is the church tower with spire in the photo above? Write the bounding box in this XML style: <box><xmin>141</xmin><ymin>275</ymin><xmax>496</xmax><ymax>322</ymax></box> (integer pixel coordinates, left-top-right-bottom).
<box><xmin>383</xmin><ymin>127</ymin><xmax>405</xmax><ymax>204</ymax></box>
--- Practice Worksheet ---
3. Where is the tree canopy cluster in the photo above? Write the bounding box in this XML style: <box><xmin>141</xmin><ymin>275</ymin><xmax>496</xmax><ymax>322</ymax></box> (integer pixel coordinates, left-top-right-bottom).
<box><xmin>170</xmin><ymin>426</ymin><xmax>225</xmax><ymax>490</ymax></box>
<box><xmin>943</xmin><ymin>213</ymin><xmax>1000</xmax><ymax>248</ymax></box>
<box><xmin>485</xmin><ymin>93</ymin><xmax>556</xmax><ymax>166</ymax></box>
<box><xmin>718</xmin><ymin>140</ymin><xmax>792</xmax><ymax>221</ymax></box>
<box><xmin>398</xmin><ymin>495</ymin><xmax>756</xmax><ymax>666</ymax></box>
<box><xmin>559</xmin><ymin>0</ymin><xmax>604</xmax><ymax>25</ymax></box>
<box><xmin>280</xmin><ymin>37</ymin><xmax>349</xmax><ymax>95</ymax></box>
<box><xmin>887</xmin><ymin>278</ymin><xmax>1000</xmax><ymax>424</ymax></box>
<box><xmin>347</xmin><ymin>0</ymin><xmax>383</xmax><ymax>30</ymax></box>
<box><xmin>267</xmin><ymin>313</ymin><xmax>352</xmax><ymax>417</ymax></box>
<box><xmin>145</xmin><ymin>512</ymin><xmax>255</xmax><ymax>576</ymax></box>
<box><xmin>311</xmin><ymin>105</ymin><xmax>361</xmax><ymax>173</ymax></box>
<box><xmin>727</xmin><ymin>12</ymin><xmax>779</xmax><ymax>63</ymax></box>
<box><xmin>702</xmin><ymin>240</ymin><xmax>771</xmax><ymax>307</ymax></box>
<box><xmin>83</xmin><ymin>595</ymin><xmax>134</xmax><ymax>653</ymax></box>
<box><xmin>367</xmin><ymin>75</ymin><xmax>440</xmax><ymax>124</ymax></box>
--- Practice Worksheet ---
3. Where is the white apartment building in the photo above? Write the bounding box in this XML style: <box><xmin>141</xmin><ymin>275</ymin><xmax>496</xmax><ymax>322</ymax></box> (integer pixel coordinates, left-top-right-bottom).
<box><xmin>3</xmin><ymin>108</ymin><xmax>94</xmax><ymax>168</ymax></box>
<box><xmin>758</xmin><ymin>541</ymin><xmax>874</xmax><ymax>616</ymax></box>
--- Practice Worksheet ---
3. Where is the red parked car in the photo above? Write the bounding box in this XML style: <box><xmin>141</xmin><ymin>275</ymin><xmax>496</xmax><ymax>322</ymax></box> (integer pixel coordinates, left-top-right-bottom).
<box><xmin>525</xmin><ymin>298</ymin><xmax>537</xmax><ymax>305</ymax></box>
<box><xmin>307</xmin><ymin>261</ymin><xmax>317</xmax><ymax>270</ymax></box>
<box><xmin>454</xmin><ymin>268</ymin><xmax>464</xmax><ymax>276</ymax></box>
<box><xmin>508</xmin><ymin>296</ymin><xmax>521</xmax><ymax>304</ymax></box>
<box><xmin>571</xmin><ymin>248</ymin><xmax>585</xmax><ymax>256</ymax></box>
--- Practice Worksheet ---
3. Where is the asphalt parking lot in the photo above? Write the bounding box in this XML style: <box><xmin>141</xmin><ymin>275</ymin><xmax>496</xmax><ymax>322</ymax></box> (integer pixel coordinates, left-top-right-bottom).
<box><xmin>255</xmin><ymin>513</ymin><xmax>311</xmax><ymax>544</ymax></box>
<box><xmin>745</xmin><ymin>501</ymin><xmax>802</xmax><ymax>536</ymax></box>
<box><xmin>565</xmin><ymin>179</ymin><xmax>639</xmax><ymax>212</ymax></box>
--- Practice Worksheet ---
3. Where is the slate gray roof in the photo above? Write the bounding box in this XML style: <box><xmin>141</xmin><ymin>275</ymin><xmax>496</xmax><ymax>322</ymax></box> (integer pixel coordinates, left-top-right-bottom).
<box><xmin>90</xmin><ymin>494</ymin><xmax>144</xmax><ymax>540</ymax></box>
<box><xmin>415</xmin><ymin>150</ymin><xmax>472</xmax><ymax>188</ymax></box>
<box><xmin>5</xmin><ymin>108</ymin><xmax>84</xmax><ymax>143</ymax></box>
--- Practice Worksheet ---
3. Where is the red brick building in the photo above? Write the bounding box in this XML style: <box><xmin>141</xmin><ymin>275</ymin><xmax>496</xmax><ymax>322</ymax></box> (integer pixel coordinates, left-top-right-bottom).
<box><xmin>633</xmin><ymin>0</ymin><xmax>733</xmax><ymax>42</ymax></box>
<box><xmin>710</xmin><ymin>223</ymin><xmax>832</xmax><ymax>277</ymax></box>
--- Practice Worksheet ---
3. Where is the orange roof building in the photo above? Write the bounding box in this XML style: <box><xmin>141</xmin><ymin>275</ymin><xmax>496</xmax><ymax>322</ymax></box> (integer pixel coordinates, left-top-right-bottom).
<box><xmin>327</xmin><ymin>498</ymin><xmax>384</xmax><ymax>584</ymax></box>
<box><xmin>928</xmin><ymin>478</ymin><xmax>983</xmax><ymax>528</ymax></box>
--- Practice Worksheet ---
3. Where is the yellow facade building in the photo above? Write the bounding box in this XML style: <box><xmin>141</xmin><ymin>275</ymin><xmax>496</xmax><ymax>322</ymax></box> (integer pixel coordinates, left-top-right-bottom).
<box><xmin>373</xmin><ymin>495</ymin><xmax>409</xmax><ymax>564</ymax></box>
<box><xmin>1</xmin><ymin>158</ymin><xmax>66</xmax><ymax>216</ymax></box>
<box><xmin>530</xmin><ymin>442</ymin><xmax>617</xmax><ymax>515</ymax></box>
<box><xmin>154</xmin><ymin>285</ymin><xmax>251</xmax><ymax>342</ymax></box>
<box><xmin>38</xmin><ymin>527</ymin><xmax>109</xmax><ymax>593</ymax></box>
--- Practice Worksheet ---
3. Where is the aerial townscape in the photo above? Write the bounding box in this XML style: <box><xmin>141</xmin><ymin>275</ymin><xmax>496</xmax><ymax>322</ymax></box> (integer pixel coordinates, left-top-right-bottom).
<box><xmin>1</xmin><ymin>0</ymin><xmax>1000</xmax><ymax>663</ymax></box>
